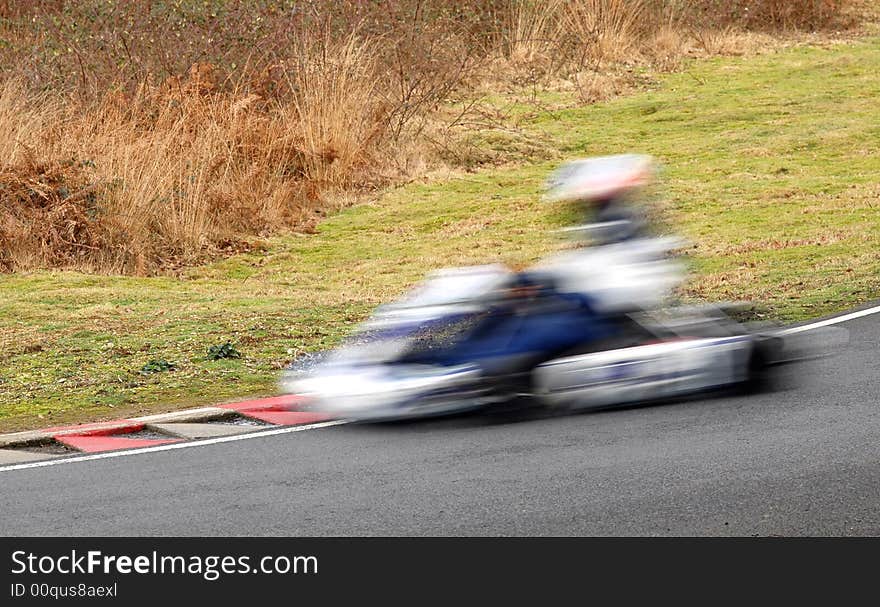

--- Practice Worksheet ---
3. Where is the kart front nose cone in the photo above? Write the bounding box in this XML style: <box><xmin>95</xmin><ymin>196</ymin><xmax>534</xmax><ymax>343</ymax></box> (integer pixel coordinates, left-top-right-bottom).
<box><xmin>283</xmin><ymin>364</ymin><xmax>485</xmax><ymax>420</ymax></box>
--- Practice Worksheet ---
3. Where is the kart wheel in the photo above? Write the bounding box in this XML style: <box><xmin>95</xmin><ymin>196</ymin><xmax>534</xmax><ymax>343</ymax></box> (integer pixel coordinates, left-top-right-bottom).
<box><xmin>741</xmin><ymin>337</ymin><xmax>781</xmax><ymax>394</ymax></box>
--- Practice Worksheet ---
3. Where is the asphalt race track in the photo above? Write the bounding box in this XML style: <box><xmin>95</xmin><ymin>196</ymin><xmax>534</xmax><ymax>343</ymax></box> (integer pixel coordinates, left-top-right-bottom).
<box><xmin>1</xmin><ymin>313</ymin><xmax>878</xmax><ymax>536</ymax></box>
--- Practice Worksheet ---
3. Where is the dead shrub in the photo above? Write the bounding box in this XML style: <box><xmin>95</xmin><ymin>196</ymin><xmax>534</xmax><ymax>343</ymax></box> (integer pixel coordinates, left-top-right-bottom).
<box><xmin>0</xmin><ymin>156</ymin><xmax>110</xmax><ymax>271</ymax></box>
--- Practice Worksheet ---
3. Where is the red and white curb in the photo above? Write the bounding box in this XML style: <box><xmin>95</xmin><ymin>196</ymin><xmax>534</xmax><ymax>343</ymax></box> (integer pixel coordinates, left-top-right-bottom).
<box><xmin>0</xmin><ymin>395</ymin><xmax>340</xmax><ymax>469</ymax></box>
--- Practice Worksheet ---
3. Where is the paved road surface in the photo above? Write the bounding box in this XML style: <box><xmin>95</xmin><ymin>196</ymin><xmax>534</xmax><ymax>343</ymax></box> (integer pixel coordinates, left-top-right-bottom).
<box><xmin>1</xmin><ymin>314</ymin><xmax>877</xmax><ymax>536</ymax></box>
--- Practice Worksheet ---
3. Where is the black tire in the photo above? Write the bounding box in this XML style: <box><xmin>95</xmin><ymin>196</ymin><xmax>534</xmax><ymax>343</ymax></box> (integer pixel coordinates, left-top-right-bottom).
<box><xmin>740</xmin><ymin>337</ymin><xmax>781</xmax><ymax>394</ymax></box>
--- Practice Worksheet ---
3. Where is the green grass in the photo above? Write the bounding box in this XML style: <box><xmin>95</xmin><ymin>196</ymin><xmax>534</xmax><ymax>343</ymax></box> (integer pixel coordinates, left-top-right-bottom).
<box><xmin>2</xmin><ymin>37</ymin><xmax>880</xmax><ymax>431</ymax></box>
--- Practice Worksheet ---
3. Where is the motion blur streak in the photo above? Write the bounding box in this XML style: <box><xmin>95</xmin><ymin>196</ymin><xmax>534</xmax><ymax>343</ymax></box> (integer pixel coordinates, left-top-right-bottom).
<box><xmin>282</xmin><ymin>155</ymin><xmax>832</xmax><ymax>422</ymax></box>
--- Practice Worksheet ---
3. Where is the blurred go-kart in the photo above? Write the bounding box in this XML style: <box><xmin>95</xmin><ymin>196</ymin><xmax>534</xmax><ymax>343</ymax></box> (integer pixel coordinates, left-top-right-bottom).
<box><xmin>280</xmin><ymin>155</ymin><xmax>837</xmax><ymax>421</ymax></box>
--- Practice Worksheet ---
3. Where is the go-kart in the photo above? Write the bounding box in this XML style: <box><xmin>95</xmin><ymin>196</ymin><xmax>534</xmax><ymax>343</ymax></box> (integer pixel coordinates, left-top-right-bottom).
<box><xmin>279</xmin><ymin>155</ymin><xmax>836</xmax><ymax>421</ymax></box>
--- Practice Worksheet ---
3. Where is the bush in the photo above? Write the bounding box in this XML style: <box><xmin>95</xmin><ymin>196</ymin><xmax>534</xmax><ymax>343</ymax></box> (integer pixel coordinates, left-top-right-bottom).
<box><xmin>207</xmin><ymin>341</ymin><xmax>242</xmax><ymax>361</ymax></box>
<box><xmin>140</xmin><ymin>359</ymin><xmax>176</xmax><ymax>375</ymax></box>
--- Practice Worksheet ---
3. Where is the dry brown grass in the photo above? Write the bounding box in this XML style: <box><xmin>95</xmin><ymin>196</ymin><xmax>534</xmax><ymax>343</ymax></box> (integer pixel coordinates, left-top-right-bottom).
<box><xmin>500</xmin><ymin>0</ymin><xmax>565</xmax><ymax>67</ymax></box>
<box><xmin>0</xmin><ymin>0</ymin><xmax>862</xmax><ymax>274</ymax></box>
<box><xmin>692</xmin><ymin>229</ymin><xmax>862</xmax><ymax>257</ymax></box>
<box><xmin>495</xmin><ymin>0</ymin><xmax>860</xmax><ymax>77</ymax></box>
<box><xmin>0</xmin><ymin>31</ymin><xmax>413</xmax><ymax>273</ymax></box>
<box><xmin>563</xmin><ymin>0</ymin><xmax>650</xmax><ymax>66</ymax></box>
<box><xmin>571</xmin><ymin>69</ymin><xmax>633</xmax><ymax>104</ymax></box>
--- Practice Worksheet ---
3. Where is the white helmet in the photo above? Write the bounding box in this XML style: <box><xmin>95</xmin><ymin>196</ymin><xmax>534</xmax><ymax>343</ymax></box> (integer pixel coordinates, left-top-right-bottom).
<box><xmin>543</xmin><ymin>154</ymin><xmax>657</xmax><ymax>204</ymax></box>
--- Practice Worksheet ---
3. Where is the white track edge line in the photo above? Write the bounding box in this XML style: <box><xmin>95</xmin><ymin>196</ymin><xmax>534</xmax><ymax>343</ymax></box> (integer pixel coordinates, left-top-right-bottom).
<box><xmin>2</xmin><ymin>303</ymin><xmax>879</xmax><ymax>474</ymax></box>
<box><xmin>778</xmin><ymin>303</ymin><xmax>880</xmax><ymax>334</ymax></box>
<box><xmin>0</xmin><ymin>420</ymin><xmax>349</xmax><ymax>473</ymax></box>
